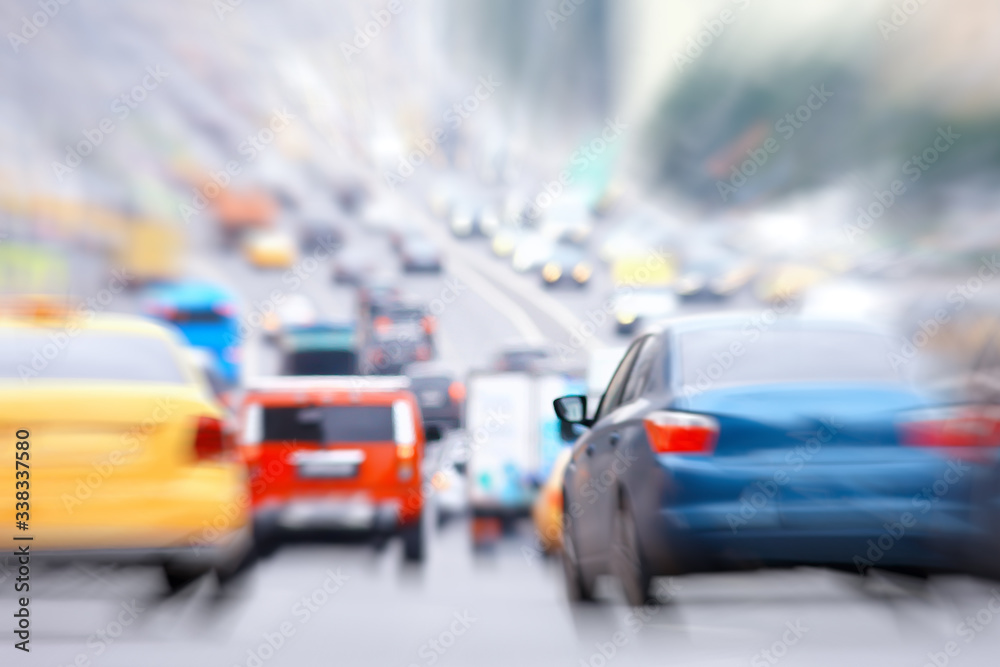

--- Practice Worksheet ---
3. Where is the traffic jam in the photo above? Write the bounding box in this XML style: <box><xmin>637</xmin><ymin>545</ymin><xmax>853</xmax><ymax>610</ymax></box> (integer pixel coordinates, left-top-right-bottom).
<box><xmin>3</xmin><ymin>1</ymin><xmax>1000</xmax><ymax>666</ymax></box>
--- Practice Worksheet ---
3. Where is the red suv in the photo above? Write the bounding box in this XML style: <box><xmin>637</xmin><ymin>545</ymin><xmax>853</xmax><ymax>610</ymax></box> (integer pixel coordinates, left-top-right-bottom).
<box><xmin>239</xmin><ymin>376</ymin><xmax>427</xmax><ymax>562</ymax></box>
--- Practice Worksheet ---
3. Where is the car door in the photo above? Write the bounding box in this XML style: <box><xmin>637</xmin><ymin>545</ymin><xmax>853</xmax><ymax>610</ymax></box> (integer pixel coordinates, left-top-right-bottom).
<box><xmin>570</xmin><ymin>337</ymin><xmax>647</xmax><ymax>563</ymax></box>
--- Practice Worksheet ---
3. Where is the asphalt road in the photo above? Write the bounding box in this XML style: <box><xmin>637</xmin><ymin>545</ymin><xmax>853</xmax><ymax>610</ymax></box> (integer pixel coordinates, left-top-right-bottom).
<box><xmin>9</xmin><ymin>209</ymin><xmax>1000</xmax><ymax>667</ymax></box>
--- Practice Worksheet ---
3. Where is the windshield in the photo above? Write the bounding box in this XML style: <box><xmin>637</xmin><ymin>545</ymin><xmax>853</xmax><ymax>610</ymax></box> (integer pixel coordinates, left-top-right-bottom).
<box><xmin>678</xmin><ymin>328</ymin><xmax>901</xmax><ymax>389</ymax></box>
<box><xmin>0</xmin><ymin>329</ymin><xmax>186</xmax><ymax>383</ymax></box>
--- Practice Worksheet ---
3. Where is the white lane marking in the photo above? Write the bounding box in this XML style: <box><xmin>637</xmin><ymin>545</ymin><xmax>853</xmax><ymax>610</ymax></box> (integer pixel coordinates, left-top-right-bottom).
<box><xmin>412</xmin><ymin>212</ymin><xmax>601</xmax><ymax>351</ymax></box>
<box><xmin>445</xmin><ymin>255</ymin><xmax>546</xmax><ymax>344</ymax></box>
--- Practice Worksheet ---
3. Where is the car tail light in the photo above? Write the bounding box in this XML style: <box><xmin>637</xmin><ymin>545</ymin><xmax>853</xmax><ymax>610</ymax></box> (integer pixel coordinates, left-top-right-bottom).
<box><xmin>194</xmin><ymin>416</ymin><xmax>226</xmax><ymax>460</ymax></box>
<box><xmin>374</xmin><ymin>316</ymin><xmax>392</xmax><ymax>335</ymax></box>
<box><xmin>643</xmin><ymin>411</ymin><xmax>718</xmax><ymax>455</ymax></box>
<box><xmin>421</xmin><ymin>315</ymin><xmax>436</xmax><ymax>334</ymax></box>
<box><xmin>899</xmin><ymin>407</ymin><xmax>1000</xmax><ymax>448</ymax></box>
<box><xmin>448</xmin><ymin>381</ymin><xmax>466</xmax><ymax>403</ymax></box>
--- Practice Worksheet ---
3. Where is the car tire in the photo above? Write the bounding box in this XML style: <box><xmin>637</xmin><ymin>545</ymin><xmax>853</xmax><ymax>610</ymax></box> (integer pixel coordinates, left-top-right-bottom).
<box><xmin>611</xmin><ymin>496</ymin><xmax>654</xmax><ymax>607</ymax></box>
<box><xmin>162</xmin><ymin>563</ymin><xmax>210</xmax><ymax>594</ymax></box>
<box><xmin>402</xmin><ymin>513</ymin><xmax>425</xmax><ymax>563</ymax></box>
<box><xmin>561</xmin><ymin>499</ymin><xmax>597</xmax><ymax>603</ymax></box>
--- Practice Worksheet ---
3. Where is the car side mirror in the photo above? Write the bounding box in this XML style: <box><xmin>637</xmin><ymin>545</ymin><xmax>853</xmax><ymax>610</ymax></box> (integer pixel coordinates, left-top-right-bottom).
<box><xmin>425</xmin><ymin>424</ymin><xmax>443</xmax><ymax>442</ymax></box>
<box><xmin>554</xmin><ymin>395</ymin><xmax>589</xmax><ymax>426</ymax></box>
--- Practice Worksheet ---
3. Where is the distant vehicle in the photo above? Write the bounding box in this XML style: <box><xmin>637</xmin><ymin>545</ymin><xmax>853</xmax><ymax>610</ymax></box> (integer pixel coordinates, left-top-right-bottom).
<box><xmin>493</xmin><ymin>342</ymin><xmax>554</xmax><ymax>372</ymax></box>
<box><xmin>405</xmin><ymin>361</ymin><xmax>465</xmax><ymax>431</ymax></box>
<box><xmin>0</xmin><ymin>302</ymin><xmax>251</xmax><ymax>591</ymax></box>
<box><xmin>357</xmin><ymin>274</ymin><xmax>403</xmax><ymax>323</ymax></box>
<box><xmin>465</xmin><ymin>369</ymin><xmax>584</xmax><ymax>538</ymax></box>
<box><xmin>537</xmin><ymin>197</ymin><xmax>592</xmax><ymax>245</ymax></box>
<box><xmin>240</xmin><ymin>376</ymin><xmax>436</xmax><ymax>563</ymax></box>
<box><xmin>362</xmin><ymin>199</ymin><xmax>408</xmax><ymax>235</ymax></box>
<box><xmin>298</xmin><ymin>216</ymin><xmax>344</xmax><ymax>254</ymax></box>
<box><xmin>243</xmin><ymin>229</ymin><xmax>298</xmax><ymax>269</ymax></box>
<box><xmin>490</xmin><ymin>223</ymin><xmax>528</xmax><ymax>258</ymax></box>
<box><xmin>363</xmin><ymin>317</ymin><xmax>434</xmax><ymax>375</ymax></box>
<box><xmin>399</xmin><ymin>233</ymin><xmax>443</xmax><ymax>273</ymax></box>
<box><xmin>262</xmin><ymin>294</ymin><xmax>317</xmax><ymax>342</ymax></box>
<box><xmin>120</xmin><ymin>219</ymin><xmax>182</xmax><ymax>285</ymax></box>
<box><xmin>511</xmin><ymin>233</ymin><xmax>556</xmax><ymax>273</ymax></box>
<box><xmin>674</xmin><ymin>246</ymin><xmax>756</xmax><ymax>301</ymax></box>
<box><xmin>214</xmin><ymin>189</ymin><xmax>277</xmax><ymax>246</ymax></box>
<box><xmin>142</xmin><ymin>281</ymin><xmax>241</xmax><ymax>385</ymax></box>
<box><xmin>333</xmin><ymin>251</ymin><xmax>379</xmax><ymax>285</ymax></box>
<box><xmin>540</xmin><ymin>243</ymin><xmax>592</xmax><ymax>288</ymax></box>
<box><xmin>554</xmin><ymin>315</ymin><xmax>1000</xmax><ymax>605</ymax></box>
<box><xmin>279</xmin><ymin>322</ymin><xmax>359</xmax><ymax>376</ymax></box>
<box><xmin>612</xmin><ymin>286</ymin><xmax>678</xmax><ymax>335</ymax></box>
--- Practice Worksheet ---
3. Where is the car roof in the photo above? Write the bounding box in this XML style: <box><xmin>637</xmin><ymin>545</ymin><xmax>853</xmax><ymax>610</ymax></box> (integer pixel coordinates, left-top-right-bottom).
<box><xmin>143</xmin><ymin>281</ymin><xmax>234</xmax><ymax>307</ymax></box>
<box><xmin>0</xmin><ymin>310</ymin><xmax>179</xmax><ymax>339</ymax></box>
<box><xmin>640</xmin><ymin>312</ymin><xmax>891</xmax><ymax>338</ymax></box>
<box><xmin>246</xmin><ymin>375</ymin><xmax>411</xmax><ymax>392</ymax></box>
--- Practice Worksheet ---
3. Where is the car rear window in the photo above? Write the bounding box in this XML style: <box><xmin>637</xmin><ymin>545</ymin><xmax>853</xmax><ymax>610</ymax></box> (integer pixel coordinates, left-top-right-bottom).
<box><xmin>262</xmin><ymin>405</ymin><xmax>395</xmax><ymax>443</ymax></box>
<box><xmin>678</xmin><ymin>328</ymin><xmax>900</xmax><ymax>388</ymax></box>
<box><xmin>0</xmin><ymin>329</ymin><xmax>186</xmax><ymax>383</ymax></box>
<box><xmin>168</xmin><ymin>309</ymin><xmax>228</xmax><ymax>324</ymax></box>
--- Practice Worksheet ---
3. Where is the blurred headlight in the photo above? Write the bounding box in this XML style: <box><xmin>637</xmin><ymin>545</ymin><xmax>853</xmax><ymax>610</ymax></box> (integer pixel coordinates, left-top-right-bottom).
<box><xmin>451</xmin><ymin>215</ymin><xmax>472</xmax><ymax>235</ymax></box>
<box><xmin>542</xmin><ymin>262</ymin><xmax>562</xmax><ymax>283</ymax></box>
<box><xmin>675</xmin><ymin>275</ymin><xmax>706</xmax><ymax>295</ymax></box>
<box><xmin>616</xmin><ymin>311</ymin><xmax>636</xmax><ymax>325</ymax></box>
<box><xmin>512</xmin><ymin>249</ymin><xmax>532</xmax><ymax>272</ymax></box>
<box><xmin>480</xmin><ymin>211</ymin><xmax>499</xmax><ymax>236</ymax></box>
<box><xmin>571</xmin><ymin>262</ymin><xmax>592</xmax><ymax>283</ymax></box>
<box><xmin>492</xmin><ymin>234</ymin><xmax>515</xmax><ymax>257</ymax></box>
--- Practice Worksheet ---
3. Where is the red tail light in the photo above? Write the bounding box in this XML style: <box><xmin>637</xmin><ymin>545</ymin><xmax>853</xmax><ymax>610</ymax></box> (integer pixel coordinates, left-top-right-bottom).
<box><xmin>900</xmin><ymin>407</ymin><xmax>1000</xmax><ymax>448</ymax></box>
<box><xmin>213</xmin><ymin>302</ymin><xmax>236</xmax><ymax>318</ymax></box>
<box><xmin>194</xmin><ymin>416</ymin><xmax>226</xmax><ymax>460</ymax></box>
<box><xmin>374</xmin><ymin>316</ymin><xmax>392</xmax><ymax>334</ymax></box>
<box><xmin>643</xmin><ymin>411</ymin><xmax>718</xmax><ymax>455</ymax></box>
<box><xmin>421</xmin><ymin>316</ymin><xmax>437</xmax><ymax>334</ymax></box>
<box><xmin>448</xmin><ymin>381</ymin><xmax>466</xmax><ymax>403</ymax></box>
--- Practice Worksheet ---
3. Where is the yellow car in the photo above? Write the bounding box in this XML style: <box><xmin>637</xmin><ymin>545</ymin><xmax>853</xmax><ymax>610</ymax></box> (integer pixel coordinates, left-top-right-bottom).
<box><xmin>244</xmin><ymin>229</ymin><xmax>298</xmax><ymax>269</ymax></box>
<box><xmin>0</xmin><ymin>301</ymin><xmax>252</xmax><ymax>590</ymax></box>
<box><xmin>532</xmin><ymin>447</ymin><xmax>573</xmax><ymax>555</ymax></box>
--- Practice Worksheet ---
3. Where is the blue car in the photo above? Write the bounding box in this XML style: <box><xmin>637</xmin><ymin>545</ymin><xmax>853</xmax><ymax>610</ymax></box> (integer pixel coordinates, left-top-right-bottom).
<box><xmin>554</xmin><ymin>314</ymin><xmax>1000</xmax><ymax>605</ymax></box>
<box><xmin>142</xmin><ymin>281</ymin><xmax>241</xmax><ymax>385</ymax></box>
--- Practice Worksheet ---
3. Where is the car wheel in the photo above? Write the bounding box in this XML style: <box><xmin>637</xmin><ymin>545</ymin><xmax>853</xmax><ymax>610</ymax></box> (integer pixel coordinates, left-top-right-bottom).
<box><xmin>402</xmin><ymin>513</ymin><xmax>425</xmax><ymax>563</ymax></box>
<box><xmin>612</xmin><ymin>497</ymin><xmax>653</xmax><ymax>607</ymax></box>
<box><xmin>561</xmin><ymin>500</ymin><xmax>597</xmax><ymax>602</ymax></box>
